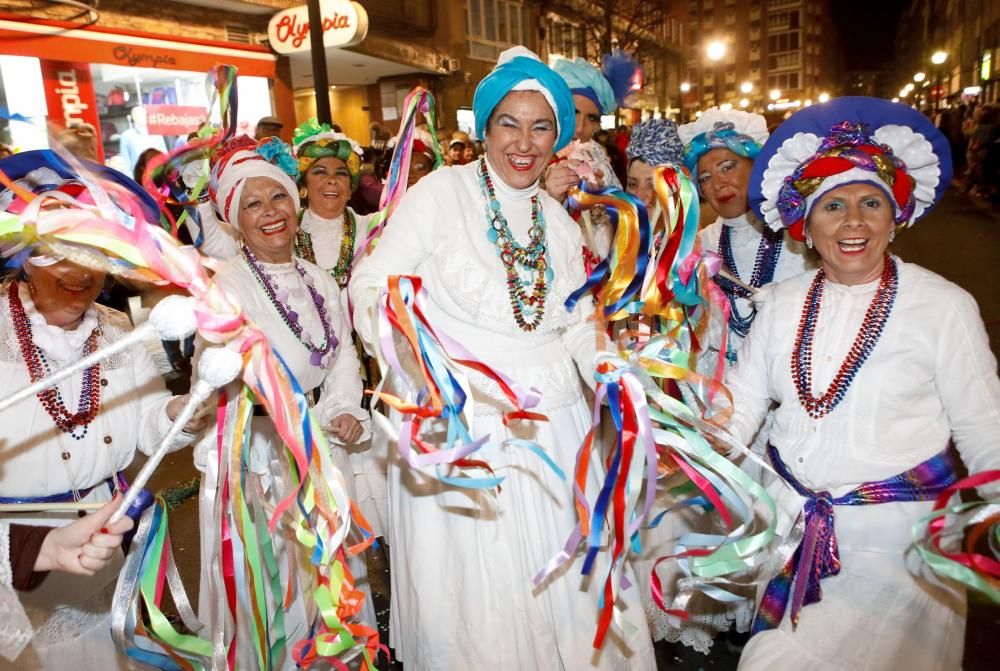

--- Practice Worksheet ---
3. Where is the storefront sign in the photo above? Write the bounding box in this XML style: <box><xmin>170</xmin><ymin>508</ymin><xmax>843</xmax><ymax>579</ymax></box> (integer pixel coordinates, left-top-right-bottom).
<box><xmin>267</xmin><ymin>0</ymin><xmax>369</xmax><ymax>55</ymax></box>
<box><xmin>40</xmin><ymin>60</ymin><xmax>101</xmax><ymax>134</ymax></box>
<box><xmin>145</xmin><ymin>105</ymin><xmax>207</xmax><ymax>136</ymax></box>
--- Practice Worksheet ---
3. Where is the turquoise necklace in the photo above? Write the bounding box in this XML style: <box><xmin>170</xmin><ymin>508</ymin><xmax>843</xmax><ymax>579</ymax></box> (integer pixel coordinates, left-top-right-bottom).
<box><xmin>478</xmin><ymin>157</ymin><xmax>553</xmax><ymax>332</ymax></box>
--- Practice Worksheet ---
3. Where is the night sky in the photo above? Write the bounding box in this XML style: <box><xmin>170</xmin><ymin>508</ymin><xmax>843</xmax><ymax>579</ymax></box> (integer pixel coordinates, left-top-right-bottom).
<box><xmin>831</xmin><ymin>0</ymin><xmax>909</xmax><ymax>70</ymax></box>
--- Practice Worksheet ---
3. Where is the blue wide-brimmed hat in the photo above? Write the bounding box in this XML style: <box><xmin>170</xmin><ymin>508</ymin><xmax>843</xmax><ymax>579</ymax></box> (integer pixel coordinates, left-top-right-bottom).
<box><xmin>749</xmin><ymin>96</ymin><xmax>952</xmax><ymax>241</ymax></box>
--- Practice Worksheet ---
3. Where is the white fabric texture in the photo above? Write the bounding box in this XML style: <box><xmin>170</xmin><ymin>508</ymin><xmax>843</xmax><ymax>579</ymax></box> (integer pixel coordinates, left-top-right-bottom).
<box><xmin>0</xmin><ymin>283</ymin><xmax>186</xmax><ymax>669</ymax></box>
<box><xmin>193</xmin><ymin>255</ymin><xmax>374</xmax><ymax>670</ymax></box>
<box><xmin>727</xmin><ymin>259</ymin><xmax>1000</xmax><ymax>671</ymax></box>
<box><xmin>0</xmin><ymin>522</ymin><xmax>34</xmax><ymax>663</ymax></box>
<box><xmin>348</xmin><ymin>159</ymin><xmax>655</xmax><ymax>670</ymax></box>
<box><xmin>210</xmin><ymin>149</ymin><xmax>300</xmax><ymax>226</ymax></box>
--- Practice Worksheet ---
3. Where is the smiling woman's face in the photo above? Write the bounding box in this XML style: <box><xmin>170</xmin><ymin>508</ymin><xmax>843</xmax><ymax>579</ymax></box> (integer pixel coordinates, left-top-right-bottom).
<box><xmin>484</xmin><ymin>90</ymin><xmax>558</xmax><ymax>190</ymax></box>
<box><xmin>304</xmin><ymin>156</ymin><xmax>351</xmax><ymax>219</ymax></box>
<box><xmin>24</xmin><ymin>260</ymin><xmax>106</xmax><ymax>329</ymax></box>
<box><xmin>695</xmin><ymin>148</ymin><xmax>754</xmax><ymax>219</ymax></box>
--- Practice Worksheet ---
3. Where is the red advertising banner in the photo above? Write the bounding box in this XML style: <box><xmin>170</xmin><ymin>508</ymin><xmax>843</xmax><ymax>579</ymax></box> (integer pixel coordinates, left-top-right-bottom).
<box><xmin>144</xmin><ymin>105</ymin><xmax>208</xmax><ymax>136</ymax></box>
<box><xmin>39</xmin><ymin>59</ymin><xmax>104</xmax><ymax>161</ymax></box>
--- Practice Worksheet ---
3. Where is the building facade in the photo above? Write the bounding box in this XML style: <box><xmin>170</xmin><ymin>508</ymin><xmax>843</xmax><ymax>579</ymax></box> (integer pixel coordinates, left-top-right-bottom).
<box><xmin>682</xmin><ymin>0</ymin><xmax>838</xmax><ymax>120</ymax></box>
<box><xmin>894</xmin><ymin>0</ymin><xmax>1000</xmax><ymax>108</ymax></box>
<box><xmin>0</xmin><ymin>0</ymin><xmax>290</xmax><ymax>170</ymax></box>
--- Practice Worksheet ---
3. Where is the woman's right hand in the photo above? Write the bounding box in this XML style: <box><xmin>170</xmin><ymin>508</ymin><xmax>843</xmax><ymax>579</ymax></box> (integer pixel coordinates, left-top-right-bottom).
<box><xmin>544</xmin><ymin>160</ymin><xmax>582</xmax><ymax>203</ymax></box>
<box><xmin>35</xmin><ymin>497</ymin><xmax>134</xmax><ymax>576</ymax></box>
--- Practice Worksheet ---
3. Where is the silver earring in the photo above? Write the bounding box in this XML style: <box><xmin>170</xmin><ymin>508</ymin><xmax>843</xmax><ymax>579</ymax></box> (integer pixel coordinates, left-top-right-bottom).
<box><xmin>805</xmin><ymin>234</ymin><xmax>813</xmax><ymax>250</ymax></box>
<box><xmin>888</xmin><ymin>227</ymin><xmax>896</xmax><ymax>243</ymax></box>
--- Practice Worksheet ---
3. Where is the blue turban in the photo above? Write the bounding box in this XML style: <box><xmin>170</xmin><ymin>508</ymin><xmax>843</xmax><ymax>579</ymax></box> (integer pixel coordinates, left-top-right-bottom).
<box><xmin>552</xmin><ymin>58</ymin><xmax>616</xmax><ymax>115</ymax></box>
<box><xmin>684</xmin><ymin>122</ymin><xmax>762</xmax><ymax>175</ymax></box>
<box><xmin>473</xmin><ymin>47</ymin><xmax>575</xmax><ymax>152</ymax></box>
<box><xmin>626</xmin><ymin>119</ymin><xmax>685</xmax><ymax>167</ymax></box>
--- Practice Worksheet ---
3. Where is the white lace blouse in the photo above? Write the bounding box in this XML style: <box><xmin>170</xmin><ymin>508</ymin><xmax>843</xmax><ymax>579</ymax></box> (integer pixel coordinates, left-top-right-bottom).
<box><xmin>0</xmin><ymin>282</ymin><xmax>185</xmax><ymax>500</ymax></box>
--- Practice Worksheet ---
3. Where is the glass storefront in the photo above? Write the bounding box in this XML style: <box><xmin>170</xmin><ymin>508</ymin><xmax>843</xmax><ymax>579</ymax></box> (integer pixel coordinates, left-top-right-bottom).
<box><xmin>0</xmin><ymin>55</ymin><xmax>273</xmax><ymax>176</ymax></box>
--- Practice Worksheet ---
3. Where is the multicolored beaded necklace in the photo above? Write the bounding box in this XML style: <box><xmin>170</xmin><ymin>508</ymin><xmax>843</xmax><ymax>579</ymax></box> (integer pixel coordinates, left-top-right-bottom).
<box><xmin>791</xmin><ymin>255</ymin><xmax>898</xmax><ymax>419</ymax></box>
<box><xmin>715</xmin><ymin>222</ymin><xmax>783</xmax><ymax>339</ymax></box>
<box><xmin>294</xmin><ymin>208</ymin><xmax>357</xmax><ymax>288</ymax></box>
<box><xmin>479</xmin><ymin>157</ymin><xmax>553</xmax><ymax>332</ymax></box>
<box><xmin>241</xmin><ymin>244</ymin><xmax>339</xmax><ymax>368</ymax></box>
<box><xmin>8</xmin><ymin>281</ymin><xmax>101</xmax><ymax>439</ymax></box>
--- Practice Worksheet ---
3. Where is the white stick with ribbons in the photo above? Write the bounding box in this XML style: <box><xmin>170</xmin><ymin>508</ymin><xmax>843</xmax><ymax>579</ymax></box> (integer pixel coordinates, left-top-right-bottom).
<box><xmin>108</xmin><ymin>346</ymin><xmax>243</xmax><ymax>525</ymax></box>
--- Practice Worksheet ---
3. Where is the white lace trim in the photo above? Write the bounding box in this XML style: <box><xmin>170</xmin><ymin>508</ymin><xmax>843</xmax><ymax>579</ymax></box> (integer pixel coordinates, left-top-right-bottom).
<box><xmin>647</xmin><ymin>595</ymin><xmax>751</xmax><ymax>655</ymax></box>
<box><xmin>23</xmin><ymin>580</ymin><xmax>116</xmax><ymax>649</ymax></box>
<box><xmin>0</xmin><ymin>525</ymin><xmax>10</xmax><ymax>589</ymax></box>
<box><xmin>0</xmin><ymin>282</ymin><xmax>131</xmax><ymax>371</ymax></box>
<box><xmin>0</xmin><ymin>523</ymin><xmax>35</xmax><ymax>662</ymax></box>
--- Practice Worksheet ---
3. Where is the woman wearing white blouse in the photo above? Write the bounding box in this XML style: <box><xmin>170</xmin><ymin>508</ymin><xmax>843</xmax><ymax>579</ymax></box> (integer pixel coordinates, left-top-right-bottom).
<box><xmin>195</xmin><ymin>136</ymin><xmax>373</xmax><ymax>669</ymax></box>
<box><xmin>0</xmin><ymin>153</ymin><xmax>201</xmax><ymax>670</ymax></box>
<box><xmin>349</xmin><ymin>47</ymin><xmax>655</xmax><ymax>671</ymax></box>
<box><xmin>731</xmin><ymin>98</ymin><xmax>1000</xmax><ymax>670</ymax></box>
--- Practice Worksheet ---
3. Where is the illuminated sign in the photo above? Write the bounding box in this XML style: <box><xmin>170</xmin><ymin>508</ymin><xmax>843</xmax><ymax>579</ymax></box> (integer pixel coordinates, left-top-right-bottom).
<box><xmin>267</xmin><ymin>0</ymin><xmax>369</xmax><ymax>55</ymax></box>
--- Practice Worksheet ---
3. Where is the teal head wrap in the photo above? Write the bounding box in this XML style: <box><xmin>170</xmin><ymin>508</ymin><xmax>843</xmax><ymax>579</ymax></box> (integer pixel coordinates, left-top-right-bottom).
<box><xmin>473</xmin><ymin>47</ymin><xmax>575</xmax><ymax>152</ymax></box>
<box><xmin>552</xmin><ymin>58</ymin><xmax>616</xmax><ymax>115</ymax></box>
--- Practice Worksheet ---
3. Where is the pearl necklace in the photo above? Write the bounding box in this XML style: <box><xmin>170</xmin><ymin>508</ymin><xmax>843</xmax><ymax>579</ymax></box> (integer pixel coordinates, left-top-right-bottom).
<box><xmin>715</xmin><ymin>222</ymin><xmax>783</xmax><ymax>339</ymax></box>
<box><xmin>791</xmin><ymin>256</ymin><xmax>898</xmax><ymax>419</ymax></box>
<box><xmin>9</xmin><ymin>281</ymin><xmax>101</xmax><ymax>439</ymax></box>
<box><xmin>479</xmin><ymin>157</ymin><xmax>552</xmax><ymax>332</ymax></box>
<box><xmin>241</xmin><ymin>245</ymin><xmax>339</xmax><ymax>368</ymax></box>
<box><xmin>294</xmin><ymin>208</ymin><xmax>357</xmax><ymax>288</ymax></box>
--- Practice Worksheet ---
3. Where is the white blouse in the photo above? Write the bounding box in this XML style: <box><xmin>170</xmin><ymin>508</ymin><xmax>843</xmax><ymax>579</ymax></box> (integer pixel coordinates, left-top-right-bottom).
<box><xmin>0</xmin><ymin>283</ymin><xmax>182</xmax><ymax>499</ymax></box>
<box><xmin>348</xmin><ymin>158</ymin><xmax>601</xmax><ymax>413</ymax></box>
<box><xmin>728</xmin><ymin>259</ymin><xmax>1000</xmax><ymax>498</ymax></box>
<box><xmin>208</xmin><ymin>256</ymin><xmax>370</xmax><ymax>440</ymax></box>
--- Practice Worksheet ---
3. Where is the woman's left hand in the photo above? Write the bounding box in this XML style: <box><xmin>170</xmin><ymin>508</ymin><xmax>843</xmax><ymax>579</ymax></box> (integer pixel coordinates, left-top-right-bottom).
<box><xmin>328</xmin><ymin>413</ymin><xmax>363</xmax><ymax>444</ymax></box>
<box><xmin>166</xmin><ymin>394</ymin><xmax>210</xmax><ymax>433</ymax></box>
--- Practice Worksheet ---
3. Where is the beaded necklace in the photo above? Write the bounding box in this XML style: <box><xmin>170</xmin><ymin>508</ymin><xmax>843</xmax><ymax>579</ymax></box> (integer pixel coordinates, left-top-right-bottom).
<box><xmin>241</xmin><ymin>245</ymin><xmax>339</xmax><ymax>368</ymax></box>
<box><xmin>479</xmin><ymin>157</ymin><xmax>552</xmax><ymax>332</ymax></box>
<box><xmin>791</xmin><ymin>255</ymin><xmax>898</xmax><ymax>419</ymax></box>
<box><xmin>294</xmin><ymin>208</ymin><xmax>357</xmax><ymax>288</ymax></box>
<box><xmin>8</xmin><ymin>282</ymin><xmax>101</xmax><ymax>439</ymax></box>
<box><xmin>714</xmin><ymin>221</ymin><xmax>784</xmax><ymax>339</ymax></box>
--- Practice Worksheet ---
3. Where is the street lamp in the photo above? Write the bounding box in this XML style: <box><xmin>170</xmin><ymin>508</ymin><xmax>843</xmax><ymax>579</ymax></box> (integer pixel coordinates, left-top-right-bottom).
<box><xmin>769</xmin><ymin>89</ymin><xmax>781</xmax><ymax>101</ymax></box>
<box><xmin>739</xmin><ymin>98</ymin><xmax>750</xmax><ymax>108</ymax></box>
<box><xmin>931</xmin><ymin>50</ymin><xmax>949</xmax><ymax>111</ymax></box>
<box><xmin>913</xmin><ymin>72</ymin><xmax>926</xmax><ymax>83</ymax></box>
<box><xmin>818</xmin><ymin>92</ymin><xmax>830</xmax><ymax>103</ymax></box>
<box><xmin>706</xmin><ymin>40</ymin><xmax>727</xmax><ymax>107</ymax></box>
<box><xmin>680</xmin><ymin>82</ymin><xmax>691</xmax><ymax>93</ymax></box>
<box><xmin>740</xmin><ymin>81</ymin><xmax>753</xmax><ymax>94</ymax></box>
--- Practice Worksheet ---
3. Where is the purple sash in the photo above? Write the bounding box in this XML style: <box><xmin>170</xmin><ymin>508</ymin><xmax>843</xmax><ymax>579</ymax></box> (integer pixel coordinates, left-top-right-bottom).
<box><xmin>751</xmin><ymin>445</ymin><xmax>957</xmax><ymax>634</ymax></box>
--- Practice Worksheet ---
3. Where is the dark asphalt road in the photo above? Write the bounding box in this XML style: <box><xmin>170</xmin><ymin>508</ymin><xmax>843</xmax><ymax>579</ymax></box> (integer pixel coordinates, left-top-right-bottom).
<box><xmin>132</xmin><ymin>186</ymin><xmax>999</xmax><ymax>670</ymax></box>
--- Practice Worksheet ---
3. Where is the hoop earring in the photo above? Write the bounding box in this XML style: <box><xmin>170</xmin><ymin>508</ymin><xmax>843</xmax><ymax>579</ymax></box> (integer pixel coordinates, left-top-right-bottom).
<box><xmin>805</xmin><ymin>234</ymin><xmax>813</xmax><ymax>250</ymax></box>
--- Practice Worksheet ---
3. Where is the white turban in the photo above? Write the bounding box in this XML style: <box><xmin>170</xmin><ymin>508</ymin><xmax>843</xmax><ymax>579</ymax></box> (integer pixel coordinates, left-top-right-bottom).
<box><xmin>209</xmin><ymin>149</ymin><xmax>300</xmax><ymax>227</ymax></box>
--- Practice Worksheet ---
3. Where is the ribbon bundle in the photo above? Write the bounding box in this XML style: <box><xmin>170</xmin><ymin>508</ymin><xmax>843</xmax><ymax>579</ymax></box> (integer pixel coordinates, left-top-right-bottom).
<box><xmin>552</xmin><ymin>164</ymin><xmax>776</xmax><ymax>646</ymax></box>
<box><xmin>356</xmin><ymin>87</ymin><xmax>443</xmax><ymax>260</ymax></box>
<box><xmin>911</xmin><ymin>470</ymin><xmax>1000</xmax><ymax>603</ymax></box>
<box><xmin>370</xmin><ymin>275</ymin><xmax>559</xmax><ymax>489</ymax></box>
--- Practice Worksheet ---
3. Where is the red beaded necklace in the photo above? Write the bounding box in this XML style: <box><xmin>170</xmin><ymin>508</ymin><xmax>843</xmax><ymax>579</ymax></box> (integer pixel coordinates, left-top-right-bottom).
<box><xmin>791</xmin><ymin>256</ymin><xmax>898</xmax><ymax>419</ymax></box>
<box><xmin>8</xmin><ymin>281</ymin><xmax>102</xmax><ymax>439</ymax></box>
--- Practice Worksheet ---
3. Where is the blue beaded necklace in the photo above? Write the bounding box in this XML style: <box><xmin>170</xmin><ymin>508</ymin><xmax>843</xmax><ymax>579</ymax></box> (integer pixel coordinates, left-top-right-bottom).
<box><xmin>791</xmin><ymin>255</ymin><xmax>898</xmax><ymax>419</ymax></box>
<box><xmin>478</xmin><ymin>157</ymin><xmax>553</xmax><ymax>332</ymax></box>
<box><xmin>715</xmin><ymin>221</ymin><xmax>784</xmax><ymax>339</ymax></box>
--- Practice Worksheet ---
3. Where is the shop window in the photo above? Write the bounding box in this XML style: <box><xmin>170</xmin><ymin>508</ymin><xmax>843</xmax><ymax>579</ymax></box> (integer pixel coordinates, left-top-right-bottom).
<box><xmin>0</xmin><ymin>56</ymin><xmax>271</xmax><ymax>174</ymax></box>
<box><xmin>467</xmin><ymin>0</ymin><xmax>532</xmax><ymax>61</ymax></box>
<box><xmin>547</xmin><ymin>18</ymin><xmax>587</xmax><ymax>61</ymax></box>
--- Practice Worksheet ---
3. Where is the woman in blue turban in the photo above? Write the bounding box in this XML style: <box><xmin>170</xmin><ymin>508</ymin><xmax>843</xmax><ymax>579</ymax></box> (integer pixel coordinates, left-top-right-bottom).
<box><xmin>349</xmin><ymin>47</ymin><xmax>656</xmax><ymax>671</ymax></box>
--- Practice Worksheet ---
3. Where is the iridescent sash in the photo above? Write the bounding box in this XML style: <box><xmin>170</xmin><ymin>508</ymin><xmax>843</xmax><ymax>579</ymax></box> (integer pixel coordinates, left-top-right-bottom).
<box><xmin>0</xmin><ymin>472</ymin><xmax>128</xmax><ymax>504</ymax></box>
<box><xmin>751</xmin><ymin>445</ymin><xmax>958</xmax><ymax>634</ymax></box>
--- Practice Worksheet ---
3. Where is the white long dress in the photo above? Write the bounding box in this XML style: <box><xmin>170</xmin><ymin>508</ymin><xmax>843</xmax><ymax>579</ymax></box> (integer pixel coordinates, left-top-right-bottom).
<box><xmin>0</xmin><ymin>281</ymin><xmax>187</xmax><ymax>670</ymax></box>
<box><xmin>633</xmin><ymin>211</ymin><xmax>813</xmax><ymax>650</ymax></box>
<box><xmin>348</xmin><ymin>159</ymin><xmax>656</xmax><ymax>671</ymax></box>
<box><xmin>194</xmin><ymin>256</ymin><xmax>374</xmax><ymax>670</ymax></box>
<box><xmin>727</xmin><ymin>259</ymin><xmax>1000</xmax><ymax>671</ymax></box>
